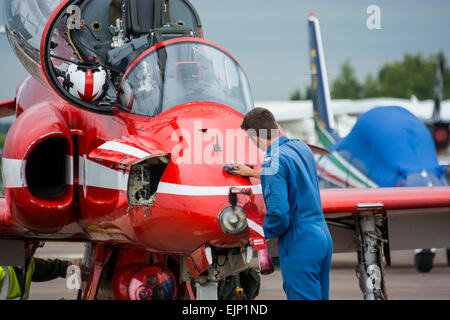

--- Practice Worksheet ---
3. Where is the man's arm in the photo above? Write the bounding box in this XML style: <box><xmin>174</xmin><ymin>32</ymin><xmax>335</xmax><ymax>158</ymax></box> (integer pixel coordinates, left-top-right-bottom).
<box><xmin>32</xmin><ymin>258</ymin><xmax>70</xmax><ymax>282</ymax></box>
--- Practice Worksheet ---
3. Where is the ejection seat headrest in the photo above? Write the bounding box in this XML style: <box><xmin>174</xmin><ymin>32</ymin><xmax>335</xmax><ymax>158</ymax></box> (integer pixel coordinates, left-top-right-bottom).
<box><xmin>125</xmin><ymin>0</ymin><xmax>160</xmax><ymax>36</ymax></box>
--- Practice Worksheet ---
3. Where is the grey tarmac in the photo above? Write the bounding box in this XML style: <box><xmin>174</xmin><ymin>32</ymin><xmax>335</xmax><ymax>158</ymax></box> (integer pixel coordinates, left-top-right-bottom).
<box><xmin>30</xmin><ymin>243</ymin><xmax>450</xmax><ymax>300</ymax></box>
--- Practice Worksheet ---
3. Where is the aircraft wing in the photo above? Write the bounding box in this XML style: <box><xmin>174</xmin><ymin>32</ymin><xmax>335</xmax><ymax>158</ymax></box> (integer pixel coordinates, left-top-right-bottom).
<box><xmin>267</xmin><ymin>186</ymin><xmax>450</xmax><ymax>256</ymax></box>
<box><xmin>323</xmin><ymin>186</ymin><xmax>450</xmax><ymax>253</ymax></box>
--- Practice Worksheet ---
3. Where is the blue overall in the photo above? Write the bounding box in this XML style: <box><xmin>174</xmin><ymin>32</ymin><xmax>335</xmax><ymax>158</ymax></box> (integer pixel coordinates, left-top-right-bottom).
<box><xmin>260</xmin><ymin>136</ymin><xmax>333</xmax><ymax>300</ymax></box>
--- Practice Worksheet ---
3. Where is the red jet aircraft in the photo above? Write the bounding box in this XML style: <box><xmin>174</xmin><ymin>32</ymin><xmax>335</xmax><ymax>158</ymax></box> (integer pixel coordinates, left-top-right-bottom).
<box><xmin>0</xmin><ymin>0</ymin><xmax>449</xmax><ymax>300</ymax></box>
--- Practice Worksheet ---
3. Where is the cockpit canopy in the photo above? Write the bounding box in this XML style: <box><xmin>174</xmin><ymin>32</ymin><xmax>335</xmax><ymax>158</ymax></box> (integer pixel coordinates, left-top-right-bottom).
<box><xmin>4</xmin><ymin>0</ymin><xmax>204</xmax><ymax>113</ymax></box>
<box><xmin>118</xmin><ymin>39</ymin><xmax>254</xmax><ymax>117</ymax></box>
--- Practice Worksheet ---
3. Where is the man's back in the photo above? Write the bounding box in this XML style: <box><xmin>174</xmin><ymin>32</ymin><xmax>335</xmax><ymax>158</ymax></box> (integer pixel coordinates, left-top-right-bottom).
<box><xmin>278</xmin><ymin>138</ymin><xmax>326</xmax><ymax>225</ymax></box>
<box><xmin>260</xmin><ymin>136</ymin><xmax>333</xmax><ymax>300</ymax></box>
<box><xmin>238</xmin><ymin>107</ymin><xmax>333</xmax><ymax>299</ymax></box>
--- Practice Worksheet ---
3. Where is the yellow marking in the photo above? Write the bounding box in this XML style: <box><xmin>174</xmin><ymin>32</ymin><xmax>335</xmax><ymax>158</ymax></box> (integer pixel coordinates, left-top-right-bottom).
<box><xmin>311</xmin><ymin>49</ymin><xmax>316</xmax><ymax>58</ymax></box>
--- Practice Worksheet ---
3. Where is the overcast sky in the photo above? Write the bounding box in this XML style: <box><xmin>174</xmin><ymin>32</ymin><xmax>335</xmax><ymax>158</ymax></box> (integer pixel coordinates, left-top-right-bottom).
<box><xmin>0</xmin><ymin>0</ymin><xmax>449</xmax><ymax>101</ymax></box>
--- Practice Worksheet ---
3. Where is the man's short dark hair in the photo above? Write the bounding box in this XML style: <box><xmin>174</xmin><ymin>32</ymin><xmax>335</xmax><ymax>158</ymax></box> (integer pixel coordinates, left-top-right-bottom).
<box><xmin>241</xmin><ymin>107</ymin><xmax>279</xmax><ymax>140</ymax></box>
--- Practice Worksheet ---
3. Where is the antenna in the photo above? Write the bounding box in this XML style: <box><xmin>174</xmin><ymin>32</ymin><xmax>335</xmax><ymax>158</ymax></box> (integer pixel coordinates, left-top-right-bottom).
<box><xmin>432</xmin><ymin>53</ymin><xmax>445</xmax><ymax>121</ymax></box>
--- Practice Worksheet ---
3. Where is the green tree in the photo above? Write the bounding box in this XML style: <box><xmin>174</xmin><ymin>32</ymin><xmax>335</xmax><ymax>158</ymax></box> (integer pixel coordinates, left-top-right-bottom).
<box><xmin>331</xmin><ymin>60</ymin><xmax>363</xmax><ymax>99</ymax></box>
<box><xmin>289</xmin><ymin>87</ymin><xmax>313</xmax><ymax>101</ymax></box>
<box><xmin>363</xmin><ymin>74</ymin><xmax>380</xmax><ymax>98</ymax></box>
<box><xmin>362</xmin><ymin>52</ymin><xmax>450</xmax><ymax>100</ymax></box>
<box><xmin>305</xmin><ymin>86</ymin><xmax>313</xmax><ymax>100</ymax></box>
<box><xmin>290</xmin><ymin>89</ymin><xmax>302</xmax><ymax>101</ymax></box>
<box><xmin>289</xmin><ymin>52</ymin><xmax>450</xmax><ymax>101</ymax></box>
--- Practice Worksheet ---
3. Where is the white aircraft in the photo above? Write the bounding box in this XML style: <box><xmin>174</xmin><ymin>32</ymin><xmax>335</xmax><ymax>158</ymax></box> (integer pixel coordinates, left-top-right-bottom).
<box><xmin>257</xmin><ymin>98</ymin><xmax>450</xmax><ymax>154</ymax></box>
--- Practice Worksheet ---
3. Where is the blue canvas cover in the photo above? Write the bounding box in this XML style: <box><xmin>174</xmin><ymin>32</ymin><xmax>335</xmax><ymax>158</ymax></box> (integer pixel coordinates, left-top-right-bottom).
<box><xmin>330</xmin><ymin>106</ymin><xmax>447</xmax><ymax>187</ymax></box>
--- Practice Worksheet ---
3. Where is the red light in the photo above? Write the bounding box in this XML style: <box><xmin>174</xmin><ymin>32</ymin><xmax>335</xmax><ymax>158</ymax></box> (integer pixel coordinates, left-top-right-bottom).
<box><xmin>434</xmin><ymin>127</ymin><xmax>449</xmax><ymax>144</ymax></box>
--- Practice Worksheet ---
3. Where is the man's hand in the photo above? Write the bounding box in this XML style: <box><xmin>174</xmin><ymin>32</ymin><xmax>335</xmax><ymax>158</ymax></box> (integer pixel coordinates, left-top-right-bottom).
<box><xmin>232</xmin><ymin>163</ymin><xmax>260</xmax><ymax>179</ymax></box>
<box><xmin>68</xmin><ymin>258</ymin><xmax>83</xmax><ymax>269</ymax></box>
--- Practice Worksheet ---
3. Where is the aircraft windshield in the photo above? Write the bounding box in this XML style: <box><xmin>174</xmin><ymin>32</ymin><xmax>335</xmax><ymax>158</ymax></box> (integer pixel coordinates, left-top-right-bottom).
<box><xmin>118</xmin><ymin>41</ymin><xmax>254</xmax><ymax>116</ymax></box>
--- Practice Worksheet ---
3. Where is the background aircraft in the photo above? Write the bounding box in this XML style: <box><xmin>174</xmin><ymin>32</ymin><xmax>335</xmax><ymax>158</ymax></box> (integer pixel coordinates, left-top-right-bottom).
<box><xmin>262</xmin><ymin>13</ymin><xmax>450</xmax><ymax>273</ymax></box>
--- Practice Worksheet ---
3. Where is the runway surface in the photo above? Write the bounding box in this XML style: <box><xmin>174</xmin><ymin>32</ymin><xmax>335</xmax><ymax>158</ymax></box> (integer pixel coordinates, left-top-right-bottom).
<box><xmin>30</xmin><ymin>242</ymin><xmax>450</xmax><ymax>300</ymax></box>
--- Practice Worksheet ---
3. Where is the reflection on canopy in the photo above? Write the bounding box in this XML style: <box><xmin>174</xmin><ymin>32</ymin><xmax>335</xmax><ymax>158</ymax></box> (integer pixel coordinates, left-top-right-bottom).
<box><xmin>4</xmin><ymin>0</ymin><xmax>63</xmax><ymax>86</ymax></box>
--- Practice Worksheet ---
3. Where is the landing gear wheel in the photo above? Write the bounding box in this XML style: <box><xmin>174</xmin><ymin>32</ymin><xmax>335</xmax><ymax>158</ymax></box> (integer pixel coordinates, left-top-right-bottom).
<box><xmin>414</xmin><ymin>250</ymin><xmax>435</xmax><ymax>273</ymax></box>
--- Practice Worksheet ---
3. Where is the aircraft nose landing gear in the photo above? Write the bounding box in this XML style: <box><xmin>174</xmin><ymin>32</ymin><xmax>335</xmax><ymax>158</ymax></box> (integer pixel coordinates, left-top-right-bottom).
<box><xmin>355</xmin><ymin>214</ymin><xmax>389</xmax><ymax>300</ymax></box>
<box><xmin>414</xmin><ymin>248</ymin><xmax>437</xmax><ymax>273</ymax></box>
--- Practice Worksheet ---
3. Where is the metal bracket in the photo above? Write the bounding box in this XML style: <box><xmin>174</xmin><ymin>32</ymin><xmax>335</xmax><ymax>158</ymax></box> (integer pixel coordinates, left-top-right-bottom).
<box><xmin>355</xmin><ymin>215</ymin><xmax>388</xmax><ymax>300</ymax></box>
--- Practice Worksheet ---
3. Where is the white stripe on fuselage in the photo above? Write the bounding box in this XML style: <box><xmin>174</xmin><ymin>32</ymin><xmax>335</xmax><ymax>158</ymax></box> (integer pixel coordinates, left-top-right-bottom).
<box><xmin>79</xmin><ymin>156</ymin><xmax>129</xmax><ymax>192</ymax></box>
<box><xmin>2</xmin><ymin>158</ymin><xmax>25</xmax><ymax>188</ymax></box>
<box><xmin>80</xmin><ymin>157</ymin><xmax>262</xmax><ymax>196</ymax></box>
<box><xmin>156</xmin><ymin>183</ymin><xmax>262</xmax><ymax>196</ymax></box>
<box><xmin>3</xmin><ymin>156</ymin><xmax>74</xmax><ymax>188</ymax></box>
<box><xmin>4</xmin><ymin>155</ymin><xmax>262</xmax><ymax>197</ymax></box>
<box><xmin>97</xmin><ymin>141</ymin><xmax>150</xmax><ymax>159</ymax></box>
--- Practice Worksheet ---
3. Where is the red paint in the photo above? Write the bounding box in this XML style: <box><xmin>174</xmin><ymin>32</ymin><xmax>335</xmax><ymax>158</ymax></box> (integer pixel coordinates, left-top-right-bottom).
<box><xmin>183</xmin><ymin>246</ymin><xmax>210</xmax><ymax>279</ymax></box>
<box><xmin>112</xmin><ymin>263</ymin><xmax>149</xmax><ymax>300</ymax></box>
<box><xmin>3</xmin><ymin>2</ymin><xmax>450</xmax><ymax>300</ymax></box>
<box><xmin>321</xmin><ymin>186</ymin><xmax>450</xmax><ymax>213</ymax></box>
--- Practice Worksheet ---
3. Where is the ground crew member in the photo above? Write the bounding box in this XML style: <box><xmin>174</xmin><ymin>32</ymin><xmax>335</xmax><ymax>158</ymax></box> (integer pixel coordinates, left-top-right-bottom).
<box><xmin>234</xmin><ymin>107</ymin><xmax>333</xmax><ymax>300</ymax></box>
<box><xmin>0</xmin><ymin>241</ymin><xmax>75</xmax><ymax>300</ymax></box>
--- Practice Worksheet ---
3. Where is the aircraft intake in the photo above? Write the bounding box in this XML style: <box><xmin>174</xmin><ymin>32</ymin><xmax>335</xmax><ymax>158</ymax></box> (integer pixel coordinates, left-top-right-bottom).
<box><xmin>2</xmin><ymin>103</ymin><xmax>74</xmax><ymax>233</ymax></box>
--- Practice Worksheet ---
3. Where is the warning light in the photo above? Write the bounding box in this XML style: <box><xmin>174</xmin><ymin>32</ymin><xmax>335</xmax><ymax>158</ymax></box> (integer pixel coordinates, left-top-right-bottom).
<box><xmin>432</xmin><ymin>122</ymin><xmax>450</xmax><ymax>151</ymax></box>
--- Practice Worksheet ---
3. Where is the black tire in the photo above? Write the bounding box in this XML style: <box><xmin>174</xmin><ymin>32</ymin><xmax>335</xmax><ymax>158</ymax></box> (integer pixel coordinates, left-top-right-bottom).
<box><xmin>446</xmin><ymin>249</ymin><xmax>450</xmax><ymax>267</ymax></box>
<box><xmin>414</xmin><ymin>250</ymin><xmax>435</xmax><ymax>273</ymax></box>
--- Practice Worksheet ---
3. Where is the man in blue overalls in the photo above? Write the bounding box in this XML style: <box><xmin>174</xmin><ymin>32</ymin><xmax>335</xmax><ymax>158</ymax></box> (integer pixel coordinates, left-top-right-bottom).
<box><xmin>234</xmin><ymin>107</ymin><xmax>333</xmax><ymax>300</ymax></box>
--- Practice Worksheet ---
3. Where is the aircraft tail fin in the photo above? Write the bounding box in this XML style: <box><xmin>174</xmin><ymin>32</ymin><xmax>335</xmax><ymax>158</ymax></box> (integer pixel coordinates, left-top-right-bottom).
<box><xmin>308</xmin><ymin>13</ymin><xmax>339</xmax><ymax>148</ymax></box>
<box><xmin>429</xmin><ymin>53</ymin><xmax>450</xmax><ymax>151</ymax></box>
<box><xmin>432</xmin><ymin>53</ymin><xmax>445</xmax><ymax>121</ymax></box>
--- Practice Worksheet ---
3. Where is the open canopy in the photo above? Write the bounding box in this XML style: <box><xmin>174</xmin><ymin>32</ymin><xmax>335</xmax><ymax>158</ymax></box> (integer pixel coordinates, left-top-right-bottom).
<box><xmin>4</xmin><ymin>0</ymin><xmax>204</xmax><ymax>113</ymax></box>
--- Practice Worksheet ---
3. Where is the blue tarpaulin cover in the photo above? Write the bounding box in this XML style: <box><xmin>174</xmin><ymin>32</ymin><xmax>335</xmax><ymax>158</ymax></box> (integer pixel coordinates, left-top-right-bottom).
<box><xmin>330</xmin><ymin>106</ymin><xmax>447</xmax><ymax>187</ymax></box>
